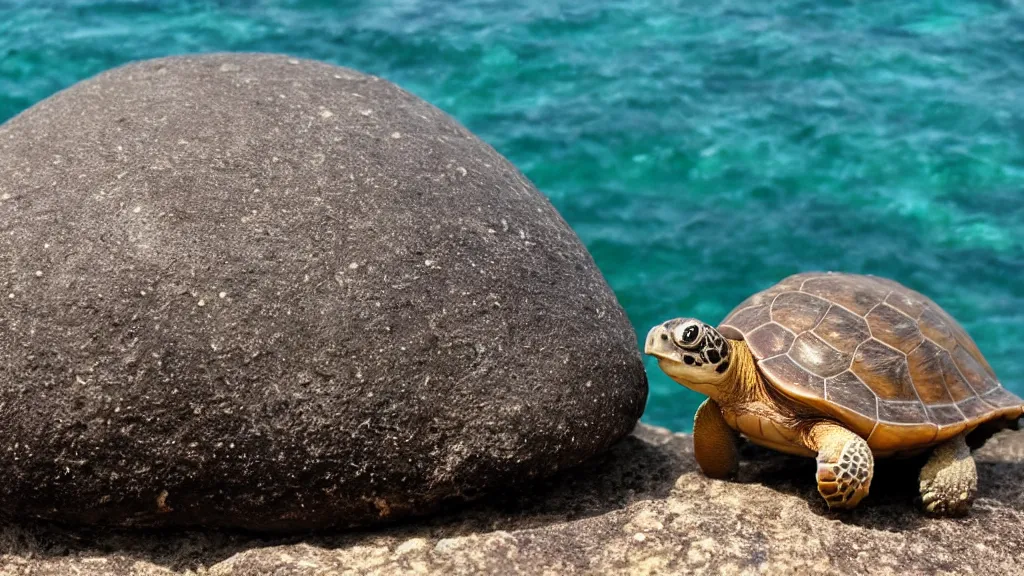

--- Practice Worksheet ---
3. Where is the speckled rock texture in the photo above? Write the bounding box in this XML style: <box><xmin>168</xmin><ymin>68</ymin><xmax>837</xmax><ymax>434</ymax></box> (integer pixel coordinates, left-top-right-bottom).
<box><xmin>0</xmin><ymin>53</ymin><xmax>647</xmax><ymax>531</ymax></box>
<box><xmin>2</xmin><ymin>423</ymin><xmax>1023</xmax><ymax>575</ymax></box>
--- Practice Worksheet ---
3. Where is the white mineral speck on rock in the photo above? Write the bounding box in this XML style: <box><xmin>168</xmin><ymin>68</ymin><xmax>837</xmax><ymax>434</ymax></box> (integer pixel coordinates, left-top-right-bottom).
<box><xmin>634</xmin><ymin>533</ymin><xmax>647</xmax><ymax>542</ymax></box>
<box><xmin>132</xmin><ymin>206</ymin><xmax>141</xmax><ymax>214</ymax></box>
<box><xmin>359</xmin><ymin>108</ymin><xmax>373</xmax><ymax>116</ymax></box>
<box><xmin>630</xmin><ymin>510</ymin><xmax>664</xmax><ymax>531</ymax></box>
<box><xmin>319</xmin><ymin>109</ymin><xmax>334</xmax><ymax>119</ymax></box>
<box><xmin>395</xmin><ymin>538</ymin><xmax>428</xmax><ymax>555</ymax></box>
<box><xmin>434</xmin><ymin>538</ymin><xmax>462</xmax><ymax>554</ymax></box>
<box><xmin>1</xmin><ymin>193</ymin><xmax>9</xmax><ymax>200</ymax></box>
<box><xmin>687</xmin><ymin>538</ymin><xmax>716</xmax><ymax>565</ymax></box>
<box><xmin>424</xmin><ymin>260</ymin><xmax>435</xmax><ymax>266</ymax></box>
<box><xmin>34</xmin><ymin>270</ymin><xmax>42</xmax><ymax>277</ymax></box>
<box><xmin>456</xmin><ymin>166</ymin><xmax>467</xmax><ymax>177</ymax></box>
<box><xmin>197</xmin><ymin>299</ymin><xmax>206</xmax><ymax>307</ymax></box>
<box><xmin>7</xmin><ymin>293</ymin><xmax>13</xmax><ymax>299</ymax></box>
<box><xmin>391</xmin><ymin>132</ymin><xmax>402</xmax><ymax>139</ymax></box>
<box><xmin>219</xmin><ymin>63</ymin><xmax>240</xmax><ymax>73</ymax></box>
<box><xmin>349</xmin><ymin>262</ymin><xmax>359</xmax><ymax>270</ymax></box>
<box><xmin>219</xmin><ymin>292</ymin><xmax>227</xmax><ymax>299</ymax></box>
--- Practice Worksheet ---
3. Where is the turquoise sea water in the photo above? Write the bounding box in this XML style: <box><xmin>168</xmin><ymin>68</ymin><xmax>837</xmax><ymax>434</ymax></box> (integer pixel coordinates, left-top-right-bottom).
<box><xmin>2</xmin><ymin>1</ymin><xmax>1022</xmax><ymax>432</ymax></box>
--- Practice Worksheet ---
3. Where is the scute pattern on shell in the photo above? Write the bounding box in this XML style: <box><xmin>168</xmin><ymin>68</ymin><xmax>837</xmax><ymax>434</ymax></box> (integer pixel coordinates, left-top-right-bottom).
<box><xmin>720</xmin><ymin>272</ymin><xmax>1024</xmax><ymax>451</ymax></box>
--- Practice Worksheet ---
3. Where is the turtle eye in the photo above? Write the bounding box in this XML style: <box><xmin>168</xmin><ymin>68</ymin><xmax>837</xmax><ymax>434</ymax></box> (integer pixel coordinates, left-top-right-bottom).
<box><xmin>674</xmin><ymin>323</ymin><xmax>702</xmax><ymax>348</ymax></box>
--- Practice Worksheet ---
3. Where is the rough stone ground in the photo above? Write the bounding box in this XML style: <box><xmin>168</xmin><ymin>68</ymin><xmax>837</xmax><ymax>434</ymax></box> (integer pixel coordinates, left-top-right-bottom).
<box><xmin>3</xmin><ymin>423</ymin><xmax>1023</xmax><ymax>575</ymax></box>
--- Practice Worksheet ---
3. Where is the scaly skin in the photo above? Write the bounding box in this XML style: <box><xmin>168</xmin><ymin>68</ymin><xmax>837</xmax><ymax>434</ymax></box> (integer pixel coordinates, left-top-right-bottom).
<box><xmin>804</xmin><ymin>422</ymin><xmax>873</xmax><ymax>509</ymax></box>
<box><xmin>919</xmin><ymin>433</ymin><xmax>977</xmax><ymax>517</ymax></box>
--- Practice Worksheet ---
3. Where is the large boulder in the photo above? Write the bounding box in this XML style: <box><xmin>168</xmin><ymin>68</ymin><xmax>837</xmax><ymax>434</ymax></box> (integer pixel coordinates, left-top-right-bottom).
<box><xmin>0</xmin><ymin>54</ymin><xmax>647</xmax><ymax>531</ymax></box>
<box><xmin>2</xmin><ymin>424</ymin><xmax>1024</xmax><ymax>574</ymax></box>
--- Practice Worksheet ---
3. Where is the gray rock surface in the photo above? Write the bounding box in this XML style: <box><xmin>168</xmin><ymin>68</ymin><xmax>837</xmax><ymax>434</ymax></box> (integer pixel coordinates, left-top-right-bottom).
<box><xmin>3</xmin><ymin>423</ymin><xmax>1024</xmax><ymax>575</ymax></box>
<box><xmin>0</xmin><ymin>53</ymin><xmax>646</xmax><ymax>531</ymax></box>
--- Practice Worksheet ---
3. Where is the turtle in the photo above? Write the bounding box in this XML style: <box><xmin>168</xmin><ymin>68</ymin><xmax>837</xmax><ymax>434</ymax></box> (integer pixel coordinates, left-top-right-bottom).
<box><xmin>644</xmin><ymin>272</ymin><xmax>1024</xmax><ymax>515</ymax></box>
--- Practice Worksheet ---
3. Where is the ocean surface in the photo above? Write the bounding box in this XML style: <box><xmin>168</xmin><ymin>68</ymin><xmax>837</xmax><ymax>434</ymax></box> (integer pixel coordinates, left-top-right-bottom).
<box><xmin>2</xmin><ymin>0</ymin><xmax>1022</xmax><ymax>432</ymax></box>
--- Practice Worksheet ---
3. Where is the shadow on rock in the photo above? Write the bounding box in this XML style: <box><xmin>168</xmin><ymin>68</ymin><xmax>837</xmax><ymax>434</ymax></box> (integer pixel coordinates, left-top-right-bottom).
<box><xmin>0</xmin><ymin>429</ymin><xmax>685</xmax><ymax>572</ymax></box>
<box><xmin>429</xmin><ymin>432</ymin><xmax>688</xmax><ymax>532</ymax></box>
<box><xmin>734</xmin><ymin>433</ymin><xmax>1024</xmax><ymax>532</ymax></box>
<box><xmin>3</xmin><ymin>427</ymin><xmax>1022</xmax><ymax>573</ymax></box>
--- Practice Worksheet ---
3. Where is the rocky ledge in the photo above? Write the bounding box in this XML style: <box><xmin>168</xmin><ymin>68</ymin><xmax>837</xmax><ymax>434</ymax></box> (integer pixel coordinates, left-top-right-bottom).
<box><xmin>3</xmin><ymin>423</ymin><xmax>1023</xmax><ymax>575</ymax></box>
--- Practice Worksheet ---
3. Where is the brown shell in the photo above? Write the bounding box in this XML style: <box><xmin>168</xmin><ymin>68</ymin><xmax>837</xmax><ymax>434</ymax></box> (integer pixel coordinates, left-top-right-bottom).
<box><xmin>720</xmin><ymin>272</ymin><xmax>1024</xmax><ymax>452</ymax></box>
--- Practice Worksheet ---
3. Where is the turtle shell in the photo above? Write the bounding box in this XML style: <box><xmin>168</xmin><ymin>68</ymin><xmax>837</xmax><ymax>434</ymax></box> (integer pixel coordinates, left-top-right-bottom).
<box><xmin>719</xmin><ymin>272</ymin><xmax>1024</xmax><ymax>453</ymax></box>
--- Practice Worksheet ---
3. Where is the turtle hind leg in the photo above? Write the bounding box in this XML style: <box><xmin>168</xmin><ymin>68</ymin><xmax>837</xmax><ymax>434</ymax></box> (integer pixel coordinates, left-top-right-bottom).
<box><xmin>919</xmin><ymin>432</ymin><xmax>977</xmax><ymax>517</ymax></box>
<box><xmin>804</xmin><ymin>422</ymin><xmax>874</xmax><ymax>509</ymax></box>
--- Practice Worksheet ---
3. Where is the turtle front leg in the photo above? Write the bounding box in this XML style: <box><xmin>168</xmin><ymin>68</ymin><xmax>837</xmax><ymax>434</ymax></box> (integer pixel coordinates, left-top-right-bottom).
<box><xmin>804</xmin><ymin>422</ymin><xmax>873</xmax><ymax>509</ymax></box>
<box><xmin>693</xmin><ymin>398</ymin><xmax>740</xmax><ymax>478</ymax></box>
<box><xmin>919</xmin><ymin>433</ymin><xmax>976</xmax><ymax>517</ymax></box>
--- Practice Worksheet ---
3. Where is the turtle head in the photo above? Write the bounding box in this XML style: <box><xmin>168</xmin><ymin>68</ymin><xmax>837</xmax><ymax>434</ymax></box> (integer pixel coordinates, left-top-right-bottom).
<box><xmin>644</xmin><ymin>318</ymin><xmax>733</xmax><ymax>397</ymax></box>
